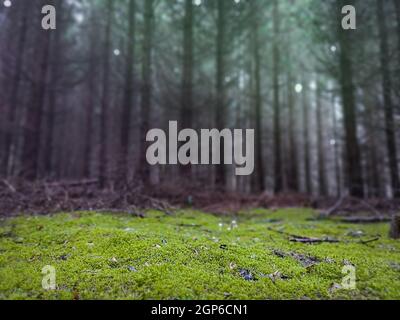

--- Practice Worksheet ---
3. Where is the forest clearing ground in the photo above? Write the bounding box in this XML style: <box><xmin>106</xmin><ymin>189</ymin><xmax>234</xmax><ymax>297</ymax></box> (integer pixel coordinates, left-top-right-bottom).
<box><xmin>1</xmin><ymin>208</ymin><xmax>400</xmax><ymax>300</ymax></box>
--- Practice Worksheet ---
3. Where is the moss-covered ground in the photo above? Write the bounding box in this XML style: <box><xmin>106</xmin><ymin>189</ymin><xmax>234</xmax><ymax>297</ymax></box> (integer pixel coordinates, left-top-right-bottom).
<box><xmin>1</xmin><ymin>208</ymin><xmax>400</xmax><ymax>300</ymax></box>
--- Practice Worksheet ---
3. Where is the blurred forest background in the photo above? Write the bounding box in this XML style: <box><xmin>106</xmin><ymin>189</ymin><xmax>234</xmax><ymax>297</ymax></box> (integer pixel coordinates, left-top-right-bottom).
<box><xmin>1</xmin><ymin>0</ymin><xmax>400</xmax><ymax>206</ymax></box>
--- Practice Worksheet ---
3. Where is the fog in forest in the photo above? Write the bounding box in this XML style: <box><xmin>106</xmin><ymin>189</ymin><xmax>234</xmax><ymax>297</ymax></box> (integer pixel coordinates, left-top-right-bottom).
<box><xmin>1</xmin><ymin>0</ymin><xmax>400</xmax><ymax>201</ymax></box>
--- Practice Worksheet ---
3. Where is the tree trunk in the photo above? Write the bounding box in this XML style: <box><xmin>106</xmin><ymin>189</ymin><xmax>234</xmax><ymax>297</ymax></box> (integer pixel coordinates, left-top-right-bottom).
<box><xmin>120</xmin><ymin>0</ymin><xmax>136</xmax><ymax>183</ymax></box>
<box><xmin>99</xmin><ymin>0</ymin><xmax>113</xmax><ymax>189</ymax></box>
<box><xmin>287</xmin><ymin>62</ymin><xmax>299</xmax><ymax>193</ymax></box>
<box><xmin>21</xmin><ymin>8</ymin><xmax>52</xmax><ymax>180</ymax></box>
<box><xmin>377</xmin><ymin>0</ymin><xmax>400</xmax><ymax>198</ymax></box>
<box><xmin>83</xmin><ymin>14</ymin><xmax>98</xmax><ymax>179</ymax></box>
<box><xmin>44</xmin><ymin>1</ymin><xmax>63</xmax><ymax>178</ymax></box>
<box><xmin>2</xmin><ymin>2</ymin><xmax>29</xmax><ymax>176</ymax></box>
<box><xmin>337</xmin><ymin>0</ymin><xmax>364</xmax><ymax>197</ymax></box>
<box><xmin>316</xmin><ymin>78</ymin><xmax>327</xmax><ymax>196</ymax></box>
<box><xmin>389</xmin><ymin>215</ymin><xmax>400</xmax><ymax>239</ymax></box>
<box><xmin>180</xmin><ymin>0</ymin><xmax>194</xmax><ymax>179</ymax></box>
<box><xmin>139</xmin><ymin>0</ymin><xmax>154</xmax><ymax>185</ymax></box>
<box><xmin>302</xmin><ymin>78</ymin><xmax>312</xmax><ymax>195</ymax></box>
<box><xmin>331</xmin><ymin>95</ymin><xmax>342</xmax><ymax>197</ymax></box>
<box><xmin>273</xmin><ymin>0</ymin><xmax>282</xmax><ymax>194</ymax></box>
<box><xmin>215</xmin><ymin>0</ymin><xmax>227</xmax><ymax>187</ymax></box>
<box><xmin>364</xmin><ymin>94</ymin><xmax>381</xmax><ymax>198</ymax></box>
<box><xmin>251</xmin><ymin>2</ymin><xmax>265</xmax><ymax>193</ymax></box>
<box><xmin>394</xmin><ymin>0</ymin><xmax>400</xmax><ymax>98</ymax></box>
<box><xmin>394</xmin><ymin>0</ymin><xmax>400</xmax><ymax>70</ymax></box>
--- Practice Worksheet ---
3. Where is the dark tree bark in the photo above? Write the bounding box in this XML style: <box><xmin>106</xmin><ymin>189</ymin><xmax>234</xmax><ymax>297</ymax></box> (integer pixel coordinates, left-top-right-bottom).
<box><xmin>389</xmin><ymin>215</ymin><xmax>400</xmax><ymax>239</ymax></box>
<box><xmin>2</xmin><ymin>2</ymin><xmax>29</xmax><ymax>176</ymax></box>
<box><xmin>316</xmin><ymin>79</ymin><xmax>327</xmax><ymax>196</ymax></box>
<box><xmin>273</xmin><ymin>0</ymin><xmax>282</xmax><ymax>194</ymax></box>
<box><xmin>120</xmin><ymin>0</ymin><xmax>136</xmax><ymax>183</ymax></box>
<box><xmin>337</xmin><ymin>0</ymin><xmax>364</xmax><ymax>197</ymax></box>
<box><xmin>215</xmin><ymin>0</ymin><xmax>227</xmax><ymax>187</ymax></box>
<box><xmin>83</xmin><ymin>14</ymin><xmax>98</xmax><ymax>179</ymax></box>
<box><xmin>98</xmin><ymin>0</ymin><xmax>113</xmax><ymax>188</ymax></box>
<box><xmin>21</xmin><ymin>7</ymin><xmax>52</xmax><ymax>180</ymax></box>
<box><xmin>286</xmin><ymin>62</ymin><xmax>299</xmax><ymax>193</ymax></box>
<box><xmin>139</xmin><ymin>0</ymin><xmax>154</xmax><ymax>185</ymax></box>
<box><xmin>377</xmin><ymin>0</ymin><xmax>400</xmax><ymax>198</ymax></box>
<box><xmin>251</xmin><ymin>1</ymin><xmax>265</xmax><ymax>193</ymax></box>
<box><xmin>302</xmin><ymin>78</ymin><xmax>312</xmax><ymax>195</ymax></box>
<box><xmin>331</xmin><ymin>95</ymin><xmax>342</xmax><ymax>197</ymax></box>
<box><xmin>394</xmin><ymin>0</ymin><xmax>400</xmax><ymax>70</ymax></box>
<box><xmin>180</xmin><ymin>0</ymin><xmax>194</xmax><ymax>179</ymax></box>
<box><xmin>364</xmin><ymin>99</ymin><xmax>381</xmax><ymax>198</ymax></box>
<box><xmin>43</xmin><ymin>1</ymin><xmax>63</xmax><ymax>177</ymax></box>
<box><xmin>394</xmin><ymin>0</ymin><xmax>400</xmax><ymax>99</ymax></box>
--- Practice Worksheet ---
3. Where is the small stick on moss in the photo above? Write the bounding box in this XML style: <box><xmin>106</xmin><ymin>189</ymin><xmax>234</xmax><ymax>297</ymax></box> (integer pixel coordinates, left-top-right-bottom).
<box><xmin>267</xmin><ymin>227</ymin><xmax>339</xmax><ymax>244</ymax></box>
<box><xmin>339</xmin><ymin>216</ymin><xmax>391</xmax><ymax>224</ymax></box>
<box><xmin>359</xmin><ymin>237</ymin><xmax>381</xmax><ymax>244</ymax></box>
<box><xmin>289</xmin><ymin>236</ymin><xmax>339</xmax><ymax>244</ymax></box>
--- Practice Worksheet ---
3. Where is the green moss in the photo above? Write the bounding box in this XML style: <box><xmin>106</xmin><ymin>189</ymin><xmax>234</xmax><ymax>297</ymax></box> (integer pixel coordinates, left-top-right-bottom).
<box><xmin>1</xmin><ymin>208</ymin><xmax>400</xmax><ymax>300</ymax></box>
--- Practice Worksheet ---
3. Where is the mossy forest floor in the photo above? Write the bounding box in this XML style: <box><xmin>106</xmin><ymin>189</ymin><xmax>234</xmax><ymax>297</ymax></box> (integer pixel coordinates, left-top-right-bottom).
<box><xmin>1</xmin><ymin>208</ymin><xmax>400</xmax><ymax>300</ymax></box>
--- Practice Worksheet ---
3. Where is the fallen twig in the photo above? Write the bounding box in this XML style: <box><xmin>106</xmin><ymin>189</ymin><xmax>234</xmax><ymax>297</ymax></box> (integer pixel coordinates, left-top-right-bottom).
<box><xmin>139</xmin><ymin>194</ymin><xmax>175</xmax><ymax>215</ymax></box>
<box><xmin>267</xmin><ymin>227</ymin><xmax>380</xmax><ymax>245</ymax></box>
<box><xmin>267</xmin><ymin>227</ymin><xmax>297</xmax><ymax>238</ymax></box>
<box><xmin>320</xmin><ymin>194</ymin><xmax>384</xmax><ymax>218</ymax></box>
<box><xmin>267</xmin><ymin>227</ymin><xmax>339</xmax><ymax>244</ymax></box>
<box><xmin>2</xmin><ymin>179</ymin><xmax>16</xmax><ymax>193</ymax></box>
<box><xmin>320</xmin><ymin>194</ymin><xmax>347</xmax><ymax>217</ymax></box>
<box><xmin>359</xmin><ymin>237</ymin><xmax>381</xmax><ymax>244</ymax></box>
<box><xmin>94</xmin><ymin>208</ymin><xmax>145</xmax><ymax>218</ymax></box>
<box><xmin>289</xmin><ymin>236</ymin><xmax>339</xmax><ymax>244</ymax></box>
<box><xmin>46</xmin><ymin>179</ymin><xmax>99</xmax><ymax>187</ymax></box>
<box><xmin>359</xmin><ymin>199</ymin><xmax>383</xmax><ymax>218</ymax></box>
<box><xmin>339</xmin><ymin>216</ymin><xmax>391</xmax><ymax>223</ymax></box>
<box><xmin>272</xmin><ymin>249</ymin><xmax>321</xmax><ymax>267</ymax></box>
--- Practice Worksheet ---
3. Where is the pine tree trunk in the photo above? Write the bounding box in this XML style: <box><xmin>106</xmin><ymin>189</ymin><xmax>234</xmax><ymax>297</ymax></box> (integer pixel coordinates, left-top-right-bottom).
<box><xmin>215</xmin><ymin>0</ymin><xmax>226</xmax><ymax>188</ymax></box>
<box><xmin>331</xmin><ymin>95</ymin><xmax>342</xmax><ymax>197</ymax></box>
<box><xmin>337</xmin><ymin>0</ymin><xmax>364</xmax><ymax>197</ymax></box>
<box><xmin>44</xmin><ymin>1</ymin><xmax>63</xmax><ymax>178</ymax></box>
<box><xmin>287</xmin><ymin>63</ymin><xmax>299</xmax><ymax>193</ymax></box>
<box><xmin>252</xmin><ymin>2</ymin><xmax>265</xmax><ymax>193</ymax></box>
<box><xmin>394</xmin><ymin>0</ymin><xmax>400</xmax><ymax>70</ymax></box>
<box><xmin>377</xmin><ymin>0</ymin><xmax>400</xmax><ymax>198</ymax></box>
<box><xmin>364</xmin><ymin>96</ymin><xmax>381</xmax><ymax>198</ymax></box>
<box><xmin>139</xmin><ymin>0</ymin><xmax>154</xmax><ymax>185</ymax></box>
<box><xmin>316</xmin><ymin>79</ymin><xmax>327</xmax><ymax>196</ymax></box>
<box><xmin>273</xmin><ymin>0</ymin><xmax>282</xmax><ymax>194</ymax></box>
<box><xmin>21</xmin><ymin>11</ymin><xmax>51</xmax><ymax>180</ymax></box>
<box><xmin>180</xmin><ymin>0</ymin><xmax>194</xmax><ymax>179</ymax></box>
<box><xmin>302</xmin><ymin>78</ymin><xmax>312</xmax><ymax>195</ymax></box>
<box><xmin>2</xmin><ymin>2</ymin><xmax>29</xmax><ymax>176</ymax></box>
<box><xmin>120</xmin><ymin>0</ymin><xmax>136</xmax><ymax>183</ymax></box>
<box><xmin>99</xmin><ymin>0</ymin><xmax>113</xmax><ymax>189</ymax></box>
<box><xmin>83</xmin><ymin>15</ymin><xmax>98</xmax><ymax>179</ymax></box>
<box><xmin>389</xmin><ymin>215</ymin><xmax>400</xmax><ymax>239</ymax></box>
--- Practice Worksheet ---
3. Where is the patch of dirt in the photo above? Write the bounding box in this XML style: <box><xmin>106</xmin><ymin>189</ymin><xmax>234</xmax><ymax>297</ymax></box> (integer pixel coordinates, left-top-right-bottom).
<box><xmin>272</xmin><ymin>249</ymin><xmax>325</xmax><ymax>268</ymax></box>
